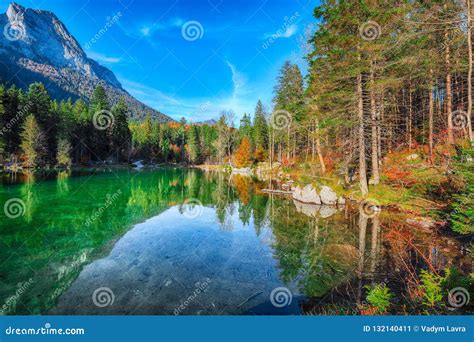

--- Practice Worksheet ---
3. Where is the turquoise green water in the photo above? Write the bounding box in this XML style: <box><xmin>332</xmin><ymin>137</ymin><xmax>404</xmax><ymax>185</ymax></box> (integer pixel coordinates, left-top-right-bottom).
<box><xmin>0</xmin><ymin>168</ymin><xmax>445</xmax><ymax>315</ymax></box>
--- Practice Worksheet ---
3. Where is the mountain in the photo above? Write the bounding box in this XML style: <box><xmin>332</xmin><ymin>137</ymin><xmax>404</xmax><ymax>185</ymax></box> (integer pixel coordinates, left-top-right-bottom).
<box><xmin>0</xmin><ymin>2</ymin><xmax>173</xmax><ymax>122</ymax></box>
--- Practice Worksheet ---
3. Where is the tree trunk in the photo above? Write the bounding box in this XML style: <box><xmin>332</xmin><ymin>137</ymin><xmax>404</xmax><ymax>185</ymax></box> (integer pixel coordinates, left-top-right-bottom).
<box><xmin>445</xmin><ymin>19</ymin><xmax>454</xmax><ymax>144</ymax></box>
<box><xmin>370</xmin><ymin>61</ymin><xmax>380</xmax><ymax>185</ymax></box>
<box><xmin>468</xmin><ymin>0</ymin><xmax>474</xmax><ymax>141</ymax></box>
<box><xmin>357</xmin><ymin>70</ymin><xmax>369</xmax><ymax>195</ymax></box>
<box><xmin>429</xmin><ymin>69</ymin><xmax>434</xmax><ymax>164</ymax></box>
<box><xmin>315</xmin><ymin>118</ymin><xmax>326</xmax><ymax>173</ymax></box>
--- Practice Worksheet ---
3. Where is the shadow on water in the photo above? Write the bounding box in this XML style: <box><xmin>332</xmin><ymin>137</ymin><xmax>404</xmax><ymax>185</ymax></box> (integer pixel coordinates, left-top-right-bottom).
<box><xmin>0</xmin><ymin>169</ymin><xmax>469</xmax><ymax>315</ymax></box>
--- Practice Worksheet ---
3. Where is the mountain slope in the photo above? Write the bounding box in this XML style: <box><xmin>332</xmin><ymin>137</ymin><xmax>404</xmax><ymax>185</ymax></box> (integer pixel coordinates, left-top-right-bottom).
<box><xmin>0</xmin><ymin>2</ymin><xmax>172</xmax><ymax>122</ymax></box>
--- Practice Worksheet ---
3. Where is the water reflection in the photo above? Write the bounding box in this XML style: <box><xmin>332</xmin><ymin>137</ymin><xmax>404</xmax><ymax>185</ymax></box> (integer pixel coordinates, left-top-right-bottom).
<box><xmin>0</xmin><ymin>168</ymin><xmax>465</xmax><ymax>315</ymax></box>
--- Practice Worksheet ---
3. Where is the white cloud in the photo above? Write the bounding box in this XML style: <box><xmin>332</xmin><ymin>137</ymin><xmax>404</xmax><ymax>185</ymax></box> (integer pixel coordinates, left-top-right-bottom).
<box><xmin>87</xmin><ymin>51</ymin><xmax>121</xmax><ymax>64</ymax></box>
<box><xmin>280</xmin><ymin>24</ymin><xmax>297</xmax><ymax>38</ymax></box>
<box><xmin>118</xmin><ymin>62</ymin><xmax>270</xmax><ymax>123</ymax></box>
<box><xmin>264</xmin><ymin>24</ymin><xmax>298</xmax><ymax>40</ymax></box>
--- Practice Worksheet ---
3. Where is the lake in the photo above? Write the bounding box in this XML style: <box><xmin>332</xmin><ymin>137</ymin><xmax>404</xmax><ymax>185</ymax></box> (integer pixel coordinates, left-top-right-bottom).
<box><xmin>0</xmin><ymin>168</ymin><xmax>466</xmax><ymax>315</ymax></box>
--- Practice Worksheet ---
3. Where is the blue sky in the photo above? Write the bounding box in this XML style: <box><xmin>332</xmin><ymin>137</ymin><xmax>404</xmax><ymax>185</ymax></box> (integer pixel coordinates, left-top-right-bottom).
<box><xmin>2</xmin><ymin>0</ymin><xmax>318</xmax><ymax>122</ymax></box>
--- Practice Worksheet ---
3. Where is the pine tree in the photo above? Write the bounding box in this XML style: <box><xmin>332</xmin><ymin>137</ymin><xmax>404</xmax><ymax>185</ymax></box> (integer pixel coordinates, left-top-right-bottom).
<box><xmin>56</xmin><ymin>138</ymin><xmax>72</xmax><ymax>168</ymax></box>
<box><xmin>110</xmin><ymin>98</ymin><xmax>132</xmax><ymax>162</ymax></box>
<box><xmin>20</xmin><ymin>114</ymin><xmax>46</xmax><ymax>168</ymax></box>
<box><xmin>253</xmin><ymin>100</ymin><xmax>268</xmax><ymax>151</ymax></box>
<box><xmin>187</xmin><ymin>125</ymin><xmax>200</xmax><ymax>164</ymax></box>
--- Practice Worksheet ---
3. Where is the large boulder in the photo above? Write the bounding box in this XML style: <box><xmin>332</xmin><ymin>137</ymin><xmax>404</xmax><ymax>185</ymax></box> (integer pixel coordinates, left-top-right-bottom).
<box><xmin>293</xmin><ymin>185</ymin><xmax>321</xmax><ymax>204</ymax></box>
<box><xmin>319</xmin><ymin>186</ymin><xmax>338</xmax><ymax>205</ymax></box>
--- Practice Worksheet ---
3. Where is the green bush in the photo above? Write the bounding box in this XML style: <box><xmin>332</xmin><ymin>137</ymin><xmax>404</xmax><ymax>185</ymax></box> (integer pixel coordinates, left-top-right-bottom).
<box><xmin>365</xmin><ymin>283</ymin><xmax>392</xmax><ymax>314</ymax></box>
<box><xmin>449</xmin><ymin>146</ymin><xmax>474</xmax><ymax>234</ymax></box>
<box><xmin>419</xmin><ymin>269</ymin><xmax>444</xmax><ymax>307</ymax></box>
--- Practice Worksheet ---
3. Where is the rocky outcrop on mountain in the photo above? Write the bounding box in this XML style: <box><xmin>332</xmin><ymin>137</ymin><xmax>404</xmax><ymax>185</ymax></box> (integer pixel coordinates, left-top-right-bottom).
<box><xmin>0</xmin><ymin>3</ymin><xmax>172</xmax><ymax>122</ymax></box>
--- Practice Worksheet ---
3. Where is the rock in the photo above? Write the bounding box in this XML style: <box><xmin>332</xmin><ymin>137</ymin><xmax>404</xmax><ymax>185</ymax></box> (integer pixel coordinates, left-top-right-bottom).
<box><xmin>232</xmin><ymin>167</ymin><xmax>251</xmax><ymax>175</ymax></box>
<box><xmin>292</xmin><ymin>185</ymin><xmax>321</xmax><ymax>204</ymax></box>
<box><xmin>338</xmin><ymin>197</ymin><xmax>346</xmax><ymax>205</ymax></box>
<box><xmin>132</xmin><ymin>160</ymin><xmax>144</xmax><ymax>169</ymax></box>
<box><xmin>319</xmin><ymin>186</ymin><xmax>338</xmax><ymax>205</ymax></box>
<box><xmin>319</xmin><ymin>206</ymin><xmax>337</xmax><ymax>218</ymax></box>
<box><xmin>293</xmin><ymin>200</ymin><xmax>320</xmax><ymax>218</ymax></box>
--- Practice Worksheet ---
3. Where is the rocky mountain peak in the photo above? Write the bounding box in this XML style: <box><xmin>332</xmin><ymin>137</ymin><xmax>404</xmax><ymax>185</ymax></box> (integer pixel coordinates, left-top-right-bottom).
<box><xmin>0</xmin><ymin>2</ymin><xmax>172</xmax><ymax>122</ymax></box>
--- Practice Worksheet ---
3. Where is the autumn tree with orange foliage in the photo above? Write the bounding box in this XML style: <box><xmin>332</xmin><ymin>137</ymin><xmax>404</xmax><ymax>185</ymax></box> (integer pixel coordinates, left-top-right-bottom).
<box><xmin>235</xmin><ymin>136</ymin><xmax>252</xmax><ymax>168</ymax></box>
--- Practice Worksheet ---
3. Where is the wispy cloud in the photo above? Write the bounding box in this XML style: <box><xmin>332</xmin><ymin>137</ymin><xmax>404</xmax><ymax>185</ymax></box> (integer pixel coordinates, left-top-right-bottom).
<box><xmin>279</xmin><ymin>24</ymin><xmax>298</xmax><ymax>38</ymax></box>
<box><xmin>120</xmin><ymin>17</ymin><xmax>185</xmax><ymax>39</ymax></box>
<box><xmin>226</xmin><ymin>61</ymin><xmax>250</xmax><ymax>98</ymax></box>
<box><xmin>87</xmin><ymin>51</ymin><xmax>121</xmax><ymax>64</ymax></box>
<box><xmin>264</xmin><ymin>24</ymin><xmax>298</xmax><ymax>40</ymax></box>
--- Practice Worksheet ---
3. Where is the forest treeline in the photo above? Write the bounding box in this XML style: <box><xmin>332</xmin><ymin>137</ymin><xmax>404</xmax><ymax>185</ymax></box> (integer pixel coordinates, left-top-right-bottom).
<box><xmin>1</xmin><ymin>0</ymin><xmax>473</xmax><ymax>195</ymax></box>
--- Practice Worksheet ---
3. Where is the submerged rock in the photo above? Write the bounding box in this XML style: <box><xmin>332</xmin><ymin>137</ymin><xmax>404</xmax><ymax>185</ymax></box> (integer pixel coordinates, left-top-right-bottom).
<box><xmin>319</xmin><ymin>206</ymin><xmax>338</xmax><ymax>218</ymax></box>
<box><xmin>293</xmin><ymin>200</ymin><xmax>320</xmax><ymax>218</ymax></box>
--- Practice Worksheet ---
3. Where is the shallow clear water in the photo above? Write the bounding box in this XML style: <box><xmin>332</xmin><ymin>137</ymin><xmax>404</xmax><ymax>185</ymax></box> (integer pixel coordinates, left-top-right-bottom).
<box><xmin>0</xmin><ymin>168</ymin><xmax>462</xmax><ymax>315</ymax></box>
